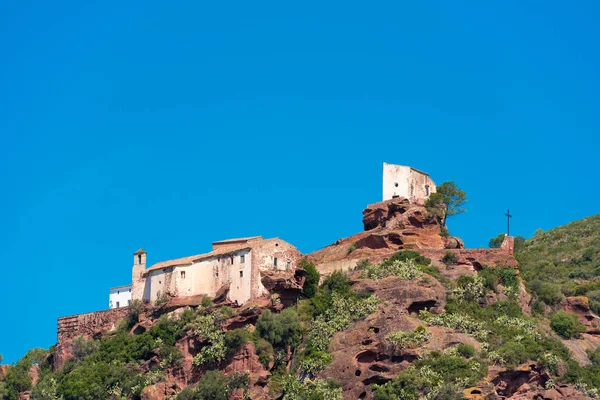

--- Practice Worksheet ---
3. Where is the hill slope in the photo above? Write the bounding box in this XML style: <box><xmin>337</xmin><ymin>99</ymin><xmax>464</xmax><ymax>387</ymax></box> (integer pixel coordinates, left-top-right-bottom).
<box><xmin>517</xmin><ymin>214</ymin><xmax>600</xmax><ymax>312</ymax></box>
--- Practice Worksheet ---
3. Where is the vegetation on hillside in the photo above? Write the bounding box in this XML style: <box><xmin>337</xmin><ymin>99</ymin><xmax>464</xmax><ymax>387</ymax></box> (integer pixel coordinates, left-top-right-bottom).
<box><xmin>516</xmin><ymin>214</ymin><xmax>600</xmax><ymax>313</ymax></box>
<box><xmin>4</xmin><ymin>208</ymin><xmax>600</xmax><ymax>400</ymax></box>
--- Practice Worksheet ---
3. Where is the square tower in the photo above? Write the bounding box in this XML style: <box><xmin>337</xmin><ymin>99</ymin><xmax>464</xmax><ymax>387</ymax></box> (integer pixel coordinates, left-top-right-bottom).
<box><xmin>382</xmin><ymin>162</ymin><xmax>436</xmax><ymax>202</ymax></box>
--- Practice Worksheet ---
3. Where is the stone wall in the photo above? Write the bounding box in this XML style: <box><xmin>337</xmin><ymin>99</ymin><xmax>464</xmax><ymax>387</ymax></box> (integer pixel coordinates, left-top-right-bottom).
<box><xmin>55</xmin><ymin>307</ymin><xmax>131</xmax><ymax>369</ymax></box>
<box><xmin>315</xmin><ymin>246</ymin><xmax>517</xmax><ymax>278</ymax></box>
<box><xmin>57</xmin><ymin>307</ymin><xmax>130</xmax><ymax>342</ymax></box>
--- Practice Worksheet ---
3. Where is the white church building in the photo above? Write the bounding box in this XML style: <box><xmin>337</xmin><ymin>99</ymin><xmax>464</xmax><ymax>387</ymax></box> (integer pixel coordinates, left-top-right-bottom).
<box><xmin>382</xmin><ymin>162</ymin><xmax>436</xmax><ymax>202</ymax></box>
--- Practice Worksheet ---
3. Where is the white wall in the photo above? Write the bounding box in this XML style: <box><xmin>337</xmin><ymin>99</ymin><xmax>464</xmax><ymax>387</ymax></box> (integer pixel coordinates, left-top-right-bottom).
<box><xmin>143</xmin><ymin>248</ymin><xmax>254</xmax><ymax>304</ymax></box>
<box><xmin>109</xmin><ymin>287</ymin><xmax>132</xmax><ymax>309</ymax></box>
<box><xmin>382</xmin><ymin>163</ymin><xmax>436</xmax><ymax>201</ymax></box>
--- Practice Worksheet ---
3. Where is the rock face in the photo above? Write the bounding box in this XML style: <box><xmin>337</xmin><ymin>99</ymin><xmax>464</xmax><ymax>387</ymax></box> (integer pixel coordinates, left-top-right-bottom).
<box><xmin>320</xmin><ymin>275</ymin><xmax>461</xmax><ymax>399</ymax></box>
<box><xmin>564</xmin><ymin>296</ymin><xmax>600</xmax><ymax>334</ymax></box>
<box><xmin>487</xmin><ymin>363</ymin><xmax>588</xmax><ymax>399</ymax></box>
<box><xmin>308</xmin><ymin>197</ymin><xmax>516</xmax><ymax>277</ymax></box>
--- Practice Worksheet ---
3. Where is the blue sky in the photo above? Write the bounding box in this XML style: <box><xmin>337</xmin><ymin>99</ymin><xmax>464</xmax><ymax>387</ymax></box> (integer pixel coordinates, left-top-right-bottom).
<box><xmin>1</xmin><ymin>1</ymin><xmax>598</xmax><ymax>363</ymax></box>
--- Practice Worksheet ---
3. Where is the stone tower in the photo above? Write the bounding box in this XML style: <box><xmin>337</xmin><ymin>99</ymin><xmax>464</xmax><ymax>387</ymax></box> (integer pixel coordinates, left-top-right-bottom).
<box><xmin>131</xmin><ymin>248</ymin><xmax>147</xmax><ymax>302</ymax></box>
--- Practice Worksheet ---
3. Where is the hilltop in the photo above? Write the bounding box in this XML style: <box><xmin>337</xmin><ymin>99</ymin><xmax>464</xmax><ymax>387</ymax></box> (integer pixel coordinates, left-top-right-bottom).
<box><xmin>1</xmin><ymin>201</ymin><xmax>600</xmax><ymax>399</ymax></box>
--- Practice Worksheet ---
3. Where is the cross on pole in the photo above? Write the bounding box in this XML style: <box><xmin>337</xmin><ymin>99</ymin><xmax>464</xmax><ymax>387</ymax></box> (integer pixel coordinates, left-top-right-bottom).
<box><xmin>505</xmin><ymin>209</ymin><xmax>512</xmax><ymax>236</ymax></box>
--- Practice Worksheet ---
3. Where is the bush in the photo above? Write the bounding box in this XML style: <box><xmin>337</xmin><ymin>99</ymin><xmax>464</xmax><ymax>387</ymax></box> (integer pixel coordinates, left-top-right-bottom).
<box><xmin>224</xmin><ymin>328</ymin><xmax>249</xmax><ymax>355</ymax></box>
<box><xmin>456</xmin><ymin>343</ymin><xmax>475</xmax><ymax>358</ymax></box>
<box><xmin>196</xmin><ymin>370</ymin><xmax>228</xmax><ymax>400</ymax></box>
<box><xmin>71</xmin><ymin>335</ymin><xmax>99</xmax><ymax>362</ymax></box>
<box><xmin>175</xmin><ymin>387</ymin><xmax>200</xmax><ymax>400</ymax></box>
<box><xmin>355</xmin><ymin>259</ymin><xmax>371</xmax><ymax>271</ymax></box>
<box><xmin>256</xmin><ymin>308</ymin><xmax>302</xmax><ymax>349</ymax></box>
<box><xmin>497</xmin><ymin>267</ymin><xmax>518</xmax><ymax>288</ymax></box>
<box><xmin>301</xmin><ymin>260</ymin><xmax>320</xmax><ymax>298</ymax></box>
<box><xmin>550</xmin><ymin>311</ymin><xmax>586</xmax><ymax>339</ymax></box>
<box><xmin>529</xmin><ymin>280</ymin><xmax>564</xmax><ymax>305</ymax></box>
<box><xmin>478</xmin><ymin>268</ymin><xmax>498</xmax><ymax>292</ymax></box>
<box><xmin>386</xmin><ymin>326</ymin><xmax>430</xmax><ymax>352</ymax></box>
<box><xmin>201</xmin><ymin>296</ymin><xmax>214</xmax><ymax>308</ymax></box>
<box><xmin>441</xmin><ymin>251</ymin><xmax>458</xmax><ymax>266</ymax></box>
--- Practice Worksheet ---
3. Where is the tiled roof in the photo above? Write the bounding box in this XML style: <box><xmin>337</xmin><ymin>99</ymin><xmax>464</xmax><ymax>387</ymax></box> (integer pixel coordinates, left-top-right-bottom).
<box><xmin>143</xmin><ymin>243</ymin><xmax>253</xmax><ymax>275</ymax></box>
<box><xmin>109</xmin><ymin>284</ymin><xmax>132</xmax><ymax>291</ymax></box>
<box><xmin>212</xmin><ymin>236</ymin><xmax>262</xmax><ymax>245</ymax></box>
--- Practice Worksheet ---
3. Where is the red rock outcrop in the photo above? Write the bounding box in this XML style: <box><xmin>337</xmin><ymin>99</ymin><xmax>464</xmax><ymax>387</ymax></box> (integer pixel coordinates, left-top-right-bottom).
<box><xmin>319</xmin><ymin>274</ymin><xmax>462</xmax><ymax>399</ymax></box>
<box><xmin>564</xmin><ymin>296</ymin><xmax>600</xmax><ymax>334</ymax></box>
<box><xmin>308</xmin><ymin>197</ymin><xmax>516</xmax><ymax>277</ymax></box>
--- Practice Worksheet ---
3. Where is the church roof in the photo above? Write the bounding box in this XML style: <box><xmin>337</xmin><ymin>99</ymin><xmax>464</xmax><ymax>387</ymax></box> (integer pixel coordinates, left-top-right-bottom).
<box><xmin>134</xmin><ymin>248</ymin><xmax>146</xmax><ymax>255</ymax></box>
<box><xmin>143</xmin><ymin>241</ymin><xmax>256</xmax><ymax>275</ymax></box>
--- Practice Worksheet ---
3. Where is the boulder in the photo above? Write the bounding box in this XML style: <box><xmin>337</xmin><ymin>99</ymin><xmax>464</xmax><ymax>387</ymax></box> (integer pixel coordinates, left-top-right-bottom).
<box><xmin>140</xmin><ymin>382</ymin><xmax>167</xmax><ymax>400</ymax></box>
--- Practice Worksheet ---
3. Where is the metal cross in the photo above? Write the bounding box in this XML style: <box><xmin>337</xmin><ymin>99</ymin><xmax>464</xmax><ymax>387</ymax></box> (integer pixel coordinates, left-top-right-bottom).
<box><xmin>505</xmin><ymin>209</ymin><xmax>512</xmax><ymax>236</ymax></box>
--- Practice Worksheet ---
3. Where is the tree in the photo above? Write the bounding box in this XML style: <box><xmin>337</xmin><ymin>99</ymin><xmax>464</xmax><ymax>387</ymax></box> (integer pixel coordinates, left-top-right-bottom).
<box><xmin>301</xmin><ymin>260</ymin><xmax>320</xmax><ymax>298</ymax></box>
<box><xmin>426</xmin><ymin>182</ymin><xmax>467</xmax><ymax>225</ymax></box>
<box><xmin>489</xmin><ymin>233</ymin><xmax>505</xmax><ymax>248</ymax></box>
<box><xmin>489</xmin><ymin>234</ymin><xmax>526</xmax><ymax>250</ymax></box>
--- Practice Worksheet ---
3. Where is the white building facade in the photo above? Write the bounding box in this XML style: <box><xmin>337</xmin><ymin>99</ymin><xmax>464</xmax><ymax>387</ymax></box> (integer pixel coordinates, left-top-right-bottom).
<box><xmin>130</xmin><ymin>237</ymin><xmax>301</xmax><ymax>305</ymax></box>
<box><xmin>109</xmin><ymin>285</ymin><xmax>132</xmax><ymax>309</ymax></box>
<box><xmin>382</xmin><ymin>162</ymin><xmax>436</xmax><ymax>202</ymax></box>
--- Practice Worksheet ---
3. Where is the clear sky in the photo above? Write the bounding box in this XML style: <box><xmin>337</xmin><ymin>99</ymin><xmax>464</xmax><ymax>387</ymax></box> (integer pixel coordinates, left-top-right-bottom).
<box><xmin>1</xmin><ymin>1</ymin><xmax>599</xmax><ymax>363</ymax></box>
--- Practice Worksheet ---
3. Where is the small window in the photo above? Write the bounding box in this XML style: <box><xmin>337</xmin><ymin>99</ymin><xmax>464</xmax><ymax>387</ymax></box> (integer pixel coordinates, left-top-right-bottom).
<box><xmin>128</xmin><ymin>300</ymin><xmax>132</xmax><ymax>306</ymax></box>
<box><xmin>181</xmin><ymin>271</ymin><xmax>186</xmax><ymax>279</ymax></box>
<box><xmin>216</xmin><ymin>271</ymin><xmax>219</xmax><ymax>277</ymax></box>
<box><xmin>117</xmin><ymin>290</ymin><xmax>120</xmax><ymax>294</ymax></box>
<box><xmin>116</xmin><ymin>301</ymin><xmax>120</xmax><ymax>308</ymax></box>
<box><xmin>230</xmin><ymin>256</ymin><xmax>234</xmax><ymax>264</ymax></box>
<box><xmin>274</xmin><ymin>257</ymin><xmax>278</xmax><ymax>267</ymax></box>
<box><xmin>394</xmin><ymin>182</ymin><xmax>398</xmax><ymax>187</ymax></box>
<box><xmin>287</xmin><ymin>261</ymin><xmax>291</xmax><ymax>269</ymax></box>
<box><xmin>159</xmin><ymin>280</ymin><xmax>161</xmax><ymax>284</ymax></box>
<box><xmin>425</xmin><ymin>186</ymin><xmax>430</xmax><ymax>196</ymax></box>
<box><xmin>129</xmin><ymin>288</ymin><xmax>131</xmax><ymax>292</ymax></box>
<box><xmin>240</xmin><ymin>271</ymin><xmax>243</xmax><ymax>278</ymax></box>
<box><xmin>240</xmin><ymin>255</ymin><xmax>245</xmax><ymax>263</ymax></box>
<box><xmin>138</xmin><ymin>254</ymin><xmax>142</xmax><ymax>264</ymax></box>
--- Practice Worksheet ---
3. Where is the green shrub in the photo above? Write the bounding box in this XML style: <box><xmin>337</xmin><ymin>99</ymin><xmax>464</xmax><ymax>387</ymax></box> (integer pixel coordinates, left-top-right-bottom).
<box><xmin>456</xmin><ymin>343</ymin><xmax>475</xmax><ymax>358</ymax></box>
<box><xmin>175</xmin><ymin>387</ymin><xmax>200</xmax><ymax>400</ymax></box>
<box><xmin>355</xmin><ymin>259</ymin><xmax>371</xmax><ymax>271</ymax></box>
<box><xmin>531</xmin><ymin>300</ymin><xmax>545</xmax><ymax>317</ymax></box>
<box><xmin>373</xmin><ymin>351</ymin><xmax>485</xmax><ymax>400</ymax></box>
<box><xmin>550</xmin><ymin>311</ymin><xmax>586</xmax><ymax>339</ymax></box>
<box><xmin>196</xmin><ymin>370</ymin><xmax>228</xmax><ymax>400</ymax></box>
<box><xmin>224</xmin><ymin>328</ymin><xmax>249</xmax><ymax>355</ymax></box>
<box><xmin>256</xmin><ymin>308</ymin><xmax>302</xmax><ymax>349</ymax></box>
<box><xmin>201</xmin><ymin>296</ymin><xmax>214</xmax><ymax>308</ymax></box>
<box><xmin>529</xmin><ymin>280</ymin><xmax>564</xmax><ymax>305</ymax></box>
<box><xmin>478</xmin><ymin>268</ymin><xmax>498</xmax><ymax>292</ymax></box>
<box><xmin>386</xmin><ymin>326</ymin><xmax>431</xmax><ymax>351</ymax></box>
<box><xmin>298</xmin><ymin>351</ymin><xmax>333</xmax><ymax>376</ymax></box>
<box><xmin>361</xmin><ymin>258</ymin><xmax>423</xmax><ymax>281</ymax></box>
<box><xmin>301</xmin><ymin>260</ymin><xmax>320</xmax><ymax>298</ymax></box>
<box><xmin>441</xmin><ymin>251</ymin><xmax>458</xmax><ymax>266</ymax></box>
<box><xmin>497</xmin><ymin>267</ymin><xmax>518</xmax><ymax>288</ymax></box>
<box><xmin>71</xmin><ymin>335</ymin><xmax>99</xmax><ymax>362</ymax></box>
<box><xmin>346</xmin><ymin>242</ymin><xmax>357</xmax><ymax>255</ymax></box>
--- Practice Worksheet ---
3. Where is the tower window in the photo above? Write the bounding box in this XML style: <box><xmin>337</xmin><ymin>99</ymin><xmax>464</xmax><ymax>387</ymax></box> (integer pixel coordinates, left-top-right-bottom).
<box><xmin>274</xmin><ymin>257</ymin><xmax>278</xmax><ymax>267</ymax></box>
<box><xmin>240</xmin><ymin>255</ymin><xmax>245</xmax><ymax>263</ymax></box>
<box><xmin>240</xmin><ymin>271</ymin><xmax>243</xmax><ymax>278</ymax></box>
<box><xmin>231</xmin><ymin>257</ymin><xmax>234</xmax><ymax>264</ymax></box>
<box><xmin>181</xmin><ymin>271</ymin><xmax>186</xmax><ymax>279</ymax></box>
<box><xmin>425</xmin><ymin>185</ymin><xmax>430</xmax><ymax>196</ymax></box>
<box><xmin>138</xmin><ymin>254</ymin><xmax>142</xmax><ymax>264</ymax></box>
